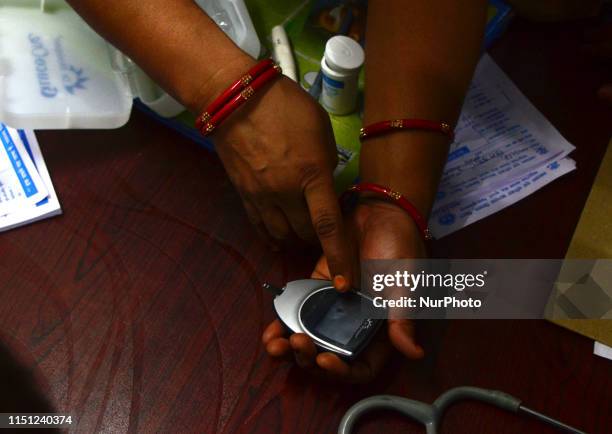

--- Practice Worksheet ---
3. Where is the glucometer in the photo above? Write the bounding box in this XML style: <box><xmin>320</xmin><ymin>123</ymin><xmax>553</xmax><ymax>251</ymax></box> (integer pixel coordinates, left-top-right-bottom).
<box><xmin>264</xmin><ymin>279</ymin><xmax>383</xmax><ymax>360</ymax></box>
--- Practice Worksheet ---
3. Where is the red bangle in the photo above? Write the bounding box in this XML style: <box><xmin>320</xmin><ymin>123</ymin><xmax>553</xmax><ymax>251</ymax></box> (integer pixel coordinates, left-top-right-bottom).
<box><xmin>200</xmin><ymin>64</ymin><xmax>282</xmax><ymax>136</ymax></box>
<box><xmin>195</xmin><ymin>59</ymin><xmax>276</xmax><ymax>130</ymax></box>
<box><xmin>360</xmin><ymin>119</ymin><xmax>454</xmax><ymax>142</ymax></box>
<box><xmin>340</xmin><ymin>182</ymin><xmax>433</xmax><ymax>241</ymax></box>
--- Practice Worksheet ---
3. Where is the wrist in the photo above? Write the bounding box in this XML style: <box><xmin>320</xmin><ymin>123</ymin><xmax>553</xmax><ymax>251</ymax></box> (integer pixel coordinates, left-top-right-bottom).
<box><xmin>343</xmin><ymin>182</ymin><xmax>433</xmax><ymax>242</ymax></box>
<box><xmin>358</xmin><ymin>176</ymin><xmax>435</xmax><ymax>219</ymax></box>
<box><xmin>176</xmin><ymin>53</ymin><xmax>257</xmax><ymax>114</ymax></box>
<box><xmin>359</xmin><ymin>133</ymin><xmax>449</xmax><ymax>218</ymax></box>
<box><xmin>353</xmin><ymin>197</ymin><xmax>428</xmax><ymax>256</ymax></box>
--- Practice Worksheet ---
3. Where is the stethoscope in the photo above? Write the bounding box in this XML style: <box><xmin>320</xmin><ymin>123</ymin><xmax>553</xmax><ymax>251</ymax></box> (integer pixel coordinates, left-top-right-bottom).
<box><xmin>339</xmin><ymin>386</ymin><xmax>587</xmax><ymax>434</ymax></box>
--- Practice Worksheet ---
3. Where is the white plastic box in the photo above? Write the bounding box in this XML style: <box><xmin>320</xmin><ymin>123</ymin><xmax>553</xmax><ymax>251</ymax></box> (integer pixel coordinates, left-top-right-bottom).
<box><xmin>0</xmin><ymin>0</ymin><xmax>261</xmax><ymax>129</ymax></box>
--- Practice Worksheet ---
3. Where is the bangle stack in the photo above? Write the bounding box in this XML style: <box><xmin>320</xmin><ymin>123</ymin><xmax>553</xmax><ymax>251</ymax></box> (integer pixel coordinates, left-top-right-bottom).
<box><xmin>340</xmin><ymin>182</ymin><xmax>433</xmax><ymax>241</ymax></box>
<box><xmin>350</xmin><ymin>118</ymin><xmax>453</xmax><ymax>240</ymax></box>
<box><xmin>359</xmin><ymin>118</ymin><xmax>454</xmax><ymax>142</ymax></box>
<box><xmin>195</xmin><ymin>59</ymin><xmax>282</xmax><ymax>136</ymax></box>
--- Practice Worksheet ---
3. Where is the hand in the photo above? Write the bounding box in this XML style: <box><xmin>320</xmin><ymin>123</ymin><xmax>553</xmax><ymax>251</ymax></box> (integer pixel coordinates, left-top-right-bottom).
<box><xmin>211</xmin><ymin>75</ymin><xmax>353</xmax><ymax>285</ymax></box>
<box><xmin>262</xmin><ymin>198</ymin><xmax>426</xmax><ymax>383</ymax></box>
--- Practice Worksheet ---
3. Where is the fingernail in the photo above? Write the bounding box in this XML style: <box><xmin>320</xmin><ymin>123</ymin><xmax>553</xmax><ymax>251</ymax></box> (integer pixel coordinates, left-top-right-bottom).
<box><xmin>333</xmin><ymin>275</ymin><xmax>348</xmax><ymax>292</ymax></box>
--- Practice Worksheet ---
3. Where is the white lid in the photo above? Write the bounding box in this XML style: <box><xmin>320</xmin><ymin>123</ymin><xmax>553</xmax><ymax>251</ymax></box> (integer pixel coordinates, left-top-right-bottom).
<box><xmin>0</xmin><ymin>0</ymin><xmax>133</xmax><ymax>129</ymax></box>
<box><xmin>0</xmin><ymin>0</ymin><xmax>261</xmax><ymax>130</ymax></box>
<box><xmin>323</xmin><ymin>36</ymin><xmax>364</xmax><ymax>74</ymax></box>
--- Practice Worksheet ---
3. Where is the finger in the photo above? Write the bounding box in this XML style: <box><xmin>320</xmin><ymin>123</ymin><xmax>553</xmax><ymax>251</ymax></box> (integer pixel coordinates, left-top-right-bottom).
<box><xmin>242</xmin><ymin>197</ymin><xmax>281</xmax><ymax>250</ymax></box>
<box><xmin>258</xmin><ymin>225</ymin><xmax>281</xmax><ymax>251</ymax></box>
<box><xmin>259</xmin><ymin>205</ymin><xmax>292</xmax><ymax>242</ymax></box>
<box><xmin>315</xmin><ymin>353</ymin><xmax>350</xmax><ymax>379</ymax></box>
<box><xmin>263</xmin><ymin>320</ymin><xmax>292</xmax><ymax>358</ymax></box>
<box><xmin>262</xmin><ymin>319</ymin><xmax>286</xmax><ymax>345</ymax></box>
<box><xmin>265</xmin><ymin>337</ymin><xmax>291</xmax><ymax>357</ymax></box>
<box><xmin>388</xmin><ymin>319</ymin><xmax>425</xmax><ymax>360</ymax></box>
<box><xmin>316</xmin><ymin>333</ymin><xmax>391</xmax><ymax>383</ymax></box>
<box><xmin>281</xmin><ymin>196</ymin><xmax>317</xmax><ymax>243</ymax></box>
<box><xmin>303</xmin><ymin>170</ymin><xmax>352</xmax><ymax>291</ymax></box>
<box><xmin>289</xmin><ymin>333</ymin><xmax>318</xmax><ymax>368</ymax></box>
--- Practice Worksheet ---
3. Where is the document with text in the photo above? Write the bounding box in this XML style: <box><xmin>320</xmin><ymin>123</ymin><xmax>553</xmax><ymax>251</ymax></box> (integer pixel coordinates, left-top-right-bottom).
<box><xmin>429</xmin><ymin>55</ymin><xmax>576</xmax><ymax>238</ymax></box>
<box><xmin>0</xmin><ymin>125</ymin><xmax>61</xmax><ymax>232</ymax></box>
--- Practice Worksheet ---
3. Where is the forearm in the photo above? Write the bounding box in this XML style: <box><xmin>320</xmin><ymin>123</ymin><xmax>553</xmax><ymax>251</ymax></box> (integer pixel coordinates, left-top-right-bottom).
<box><xmin>66</xmin><ymin>0</ymin><xmax>255</xmax><ymax>112</ymax></box>
<box><xmin>361</xmin><ymin>0</ymin><xmax>487</xmax><ymax>216</ymax></box>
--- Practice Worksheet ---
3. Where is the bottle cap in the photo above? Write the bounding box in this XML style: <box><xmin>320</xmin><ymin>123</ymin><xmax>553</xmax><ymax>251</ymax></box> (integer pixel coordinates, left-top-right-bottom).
<box><xmin>323</xmin><ymin>36</ymin><xmax>364</xmax><ymax>74</ymax></box>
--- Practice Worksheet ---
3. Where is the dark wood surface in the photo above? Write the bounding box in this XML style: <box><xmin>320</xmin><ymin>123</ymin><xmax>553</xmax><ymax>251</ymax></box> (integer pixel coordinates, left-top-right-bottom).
<box><xmin>1</xmin><ymin>18</ymin><xmax>611</xmax><ymax>434</ymax></box>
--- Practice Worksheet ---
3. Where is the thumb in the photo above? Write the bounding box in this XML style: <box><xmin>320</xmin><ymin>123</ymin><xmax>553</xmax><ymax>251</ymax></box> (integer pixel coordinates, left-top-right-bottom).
<box><xmin>388</xmin><ymin>319</ymin><xmax>425</xmax><ymax>360</ymax></box>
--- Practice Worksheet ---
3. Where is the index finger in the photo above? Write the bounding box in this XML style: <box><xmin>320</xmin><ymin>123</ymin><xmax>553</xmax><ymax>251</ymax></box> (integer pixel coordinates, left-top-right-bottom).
<box><xmin>303</xmin><ymin>173</ymin><xmax>353</xmax><ymax>291</ymax></box>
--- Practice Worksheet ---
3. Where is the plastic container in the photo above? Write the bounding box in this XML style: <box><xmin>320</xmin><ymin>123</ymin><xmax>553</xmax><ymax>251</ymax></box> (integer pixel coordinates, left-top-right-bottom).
<box><xmin>0</xmin><ymin>0</ymin><xmax>261</xmax><ymax>129</ymax></box>
<box><xmin>320</xmin><ymin>35</ymin><xmax>364</xmax><ymax>115</ymax></box>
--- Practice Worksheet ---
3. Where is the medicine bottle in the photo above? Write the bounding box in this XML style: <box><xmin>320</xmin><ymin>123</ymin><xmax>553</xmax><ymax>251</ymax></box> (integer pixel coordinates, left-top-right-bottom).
<box><xmin>320</xmin><ymin>35</ymin><xmax>364</xmax><ymax>115</ymax></box>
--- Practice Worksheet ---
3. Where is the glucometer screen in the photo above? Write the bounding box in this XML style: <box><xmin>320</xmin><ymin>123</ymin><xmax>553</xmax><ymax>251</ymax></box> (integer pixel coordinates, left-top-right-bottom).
<box><xmin>299</xmin><ymin>287</ymin><xmax>381</xmax><ymax>358</ymax></box>
<box><xmin>313</xmin><ymin>293</ymin><xmax>364</xmax><ymax>345</ymax></box>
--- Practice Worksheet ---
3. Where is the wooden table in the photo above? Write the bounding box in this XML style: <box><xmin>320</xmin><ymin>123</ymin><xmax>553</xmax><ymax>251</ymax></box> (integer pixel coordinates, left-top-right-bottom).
<box><xmin>1</xmin><ymin>18</ymin><xmax>611</xmax><ymax>434</ymax></box>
